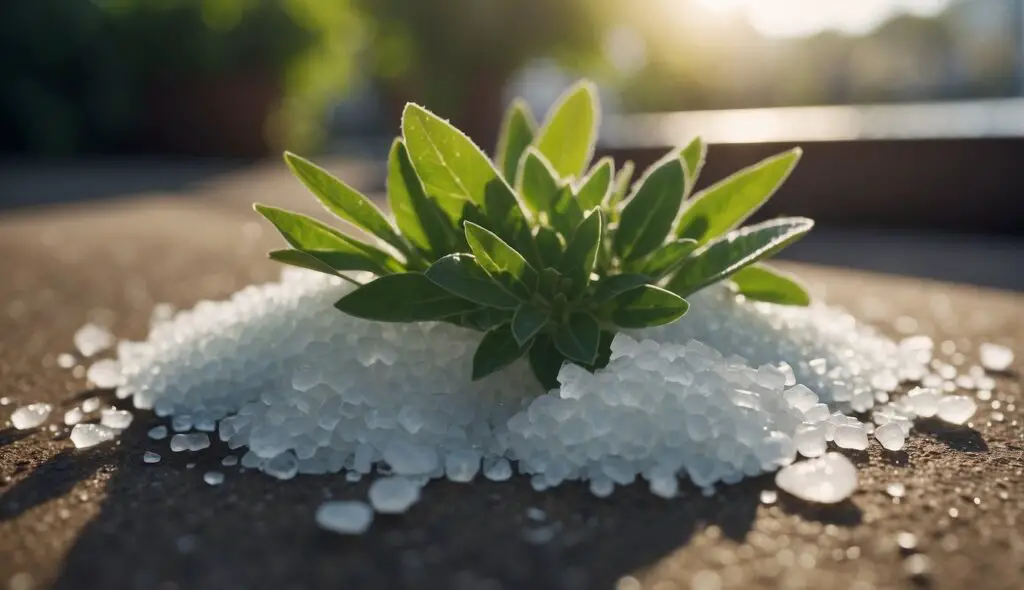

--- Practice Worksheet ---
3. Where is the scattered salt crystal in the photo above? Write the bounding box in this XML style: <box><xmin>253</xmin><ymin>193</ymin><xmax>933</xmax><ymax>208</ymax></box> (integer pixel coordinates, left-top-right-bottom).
<box><xmin>803</xmin><ymin>403</ymin><xmax>830</xmax><ymax>423</ymax></box>
<box><xmin>171</xmin><ymin>414</ymin><xmax>193</xmax><ymax>432</ymax></box>
<box><xmin>203</xmin><ymin>471</ymin><xmax>225</xmax><ymax>486</ymax></box>
<box><xmin>143</xmin><ymin>451</ymin><xmax>161</xmax><ymax>464</ymax></box>
<box><xmin>760</xmin><ymin>489</ymin><xmax>778</xmax><ymax>504</ymax></box>
<box><xmin>526</xmin><ymin>507</ymin><xmax>546</xmax><ymax>521</ymax></box>
<box><xmin>100</xmin><ymin>408</ymin><xmax>133</xmax><ymax>430</ymax></box>
<box><xmin>833</xmin><ymin>424</ymin><xmax>869</xmax><ymax>450</ymax></box>
<box><xmin>186</xmin><ymin>433</ymin><xmax>210</xmax><ymax>451</ymax></box>
<box><xmin>150</xmin><ymin>303</ymin><xmax>176</xmax><ymax>324</ymax></box>
<box><xmin>148</xmin><ymin>426</ymin><xmax>168</xmax><ymax>440</ymax></box>
<box><xmin>887</xmin><ymin>482</ymin><xmax>906</xmax><ymax>498</ymax></box>
<box><xmin>57</xmin><ymin>353</ymin><xmax>76</xmax><ymax>369</ymax></box>
<box><xmin>11</xmin><ymin>403</ymin><xmax>52</xmax><ymax>430</ymax></box>
<box><xmin>775</xmin><ymin>453</ymin><xmax>857</xmax><ymax>504</ymax></box>
<box><xmin>936</xmin><ymin>395</ymin><xmax>976</xmax><ymax>425</ymax></box>
<box><xmin>649</xmin><ymin>476</ymin><xmax>678</xmax><ymax>499</ymax></box>
<box><xmin>264</xmin><ymin>452</ymin><xmax>299</xmax><ymax>480</ymax></box>
<box><xmin>383</xmin><ymin>440</ymin><xmax>438</xmax><ymax>475</ymax></box>
<box><xmin>783</xmin><ymin>384</ymin><xmax>818</xmax><ymax>412</ymax></box>
<box><xmin>369</xmin><ymin>477</ymin><xmax>421</xmax><ymax>513</ymax></box>
<box><xmin>444</xmin><ymin>450</ymin><xmax>481</xmax><ymax>482</ymax></box>
<box><xmin>793</xmin><ymin>423</ymin><xmax>827</xmax><ymax>458</ymax></box>
<box><xmin>86</xmin><ymin>359</ymin><xmax>123</xmax><ymax>388</ymax></box>
<box><xmin>194</xmin><ymin>416</ymin><xmax>217</xmax><ymax>432</ymax></box>
<box><xmin>483</xmin><ymin>457</ymin><xmax>513</xmax><ymax>481</ymax></box>
<box><xmin>81</xmin><ymin>397</ymin><xmax>101</xmax><ymax>413</ymax></box>
<box><xmin>875</xmin><ymin>423</ymin><xmax>906</xmax><ymax>451</ymax></box>
<box><xmin>221</xmin><ymin>455</ymin><xmax>239</xmax><ymax>467</ymax></box>
<box><xmin>316</xmin><ymin>501</ymin><xmax>373</xmax><ymax>534</ymax></box>
<box><xmin>345</xmin><ymin>471</ymin><xmax>362</xmax><ymax>482</ymax></box>
<box><xmin>589</xmin><ymin>478</ymin><xmax>614</xmax><ymax>498</ymax></box>
<box><xmin>63</xmin><ymin>407</ymin><xmax>84</xmax><ymax>426</ymax></box>
<box><xmin>73</xmin><ymin>323</ymin><xmax>115</xmax><ymax>357</ymax></box>
<box><xmin>169</xmin><ymin>434</ymin><xmax>189</xmax><ymax>452</ymax></box>
<box><xmin>240</xmin><ymin>451</ymin><xmax>263</xmax><ymax>469</ymax></box>
<box><xmin>979</xmin><ymin>342</ymin><xmax>1013</xmax><ymax>372</ymax></box>
<box><xmin>70</xmin><ymin>423</ymin><xmax>117</xmax><ymax>448</ymax></box>
<box><xmin>903</xmin><ymin>554</ymin><xmax>932</xmax><ymax>576</ymax></box>
<box><xmin>905</xmin><ymin>387</ymin><xmax>939</xmax><ymax>418</ymax></box>
<box><xmin>896</xmin><ymin>531</ymin><xmax>918</xmax><ymax>550</ymax></box>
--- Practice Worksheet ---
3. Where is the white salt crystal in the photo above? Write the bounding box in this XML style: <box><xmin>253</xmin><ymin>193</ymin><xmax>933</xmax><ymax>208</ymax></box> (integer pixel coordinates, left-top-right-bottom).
<box><xmin>886</xmin><ymin>482</ymin><xmax>906</xmax><ymax>498</ymax></box>
<box><xmin>316</xmin><ymin>501</ymin><xmax>373</xmax><ymax>535</ymax></box>
<box><xmin>483</xmin><ymin>457</ymin><xmax>513</xmax><ymax>481</ymax></box>
<box><xmin>148</xmin><ymin>426</ymin><xmax>168</xmax><ymax>440</ymax></box>
<box><xmin>203</xmin><ymin>471</ymin><xmax>225</xmax><ymax>486</ymax></box>
<box><xmin>100</xmin><ymin>408</ymin><xmax>133</xmax><ymax>430</ymax></box>
<box><xmin>979</xmin><ymin>342</ymin><xmax>1013</xmax><ymax>372</ymax></box>
<box><xmin>74</xmin><ymin>323</ymin><xmax>115</xmax><ymax>357</ymax></box>
<box><xmin>833</xmin><ymin>424</ymin><xmax>869</xmax><ymax>450</ymax></box>
<box><xmin>444</xmin><ymin>450</ymin><xmax>481</xmax><ymax>482</ymax></box>
<box><xmin>936</xmin><ymin>395</ymin><xmax>976</xmax><ymax>425</ymax></box>
<box><xmin>186</xmin><ymin>433</ymin><xmax>210</xmax><ymax>451</ymax></box>
<box><xmin>368</xmin><ymin>477</ymin><xmax>421</xmax><ymax>513</ymax></box>
<box><xmin>221</xmin><ymin>455</ymin><xmax>239</xmax><ymax>467</ymax></box>
<box><xmin>150</xmin><ymin>302</ymin><xmax>176</xmax><ymax>325</ymax></box>
<box><xmin>169</xmin><ymin>434</ymin><xmax>189</xmax><ymax>452</ymax></box>
<box><xmin>57</xmin><ymin>353</ymin><xmax>76</xmax><ymax>369</ymax></box>
<box><xmin>803</xmin><ymin>403</ymin><xmax>830</xmax><ymax>423</ymax></box>
<box><xmin>81</xmin><ymin>397</ymin><xmax>101</xmax><ymax>413</ymax></box>
<box><xmin>11</xmin><ymin>403</ymin><xmax>52</xmax><ymax>430</ymax></box>
<box><xmin>874</xmin><ymin>423</ymin><xmax>906</xmax><ymax>451</ymax></box>
<box><xmin>63</xmin><ymin>407</ymin><xmax>84</xmax><ymax>426</ymax></box>
<box><xmin>241</xmin><ymin>451</ymin><xmax>263</xmax><ymax>469</ymax></box>
<box><xmin>649</xmin><ymin>476</ymin><xmax>678</xmax><ymax>499</ymax></box>
<box><xmin>775</xmin><ymin>453</ymin><xmax>857</xmax><ymax>504</ymax></box>
<box><xmin>783</xmin><ymin>384</ymin><xmax>818</xmax><ymax>412</ymax></box>
<box><xmin>86</xmin><ymin>359</ymin><xmax>123</xmax><ymax>388</ymax></box>
<box><xmin>793</xmin><ymin>423</ymin><xmax>827</xmax><ymax>458</ymax></box>
<box><xmin>589</xmin><ymin>478</ymin><xmax>614</xmax><ymax>498</ymax></box>
<box><xmin>760</xmin><ymin>489</ymin><xmax>778</xmax><ymax>504</ymax></box>
<box><xmin>70</xmin><ymin>423</ymin><xmax>117</xmax><ymax>448</ymax></box>
<box><xmin>264</xmin><ymin>452</ymin><xmax>299</xmax><ymax>480</ymax></box>
<box><xmin>526</xmin><ymin>507</ymin><xmax>546</xmax><ymax>521</ymax></box>
<box><xmin>171</xmin><ymin>414</ymin><xmax>193</xmax><ymax>432</ymax></box>
<box><xmin>905</xmin><ymin>387</ymin><xmax>939</xmax><ymax>418</ymax></box>
<box><xmin>383</xmin><ymin>440</ymin><xmax>438</xmax><ymax>475</ymax></box>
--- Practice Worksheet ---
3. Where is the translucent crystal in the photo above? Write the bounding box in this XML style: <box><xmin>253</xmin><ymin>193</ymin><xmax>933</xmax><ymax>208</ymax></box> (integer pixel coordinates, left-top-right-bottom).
<box><xmin>316</xmin><ymin>501</ymin><xmax>373</xmax><ymax>534</ymax></box>
<box><xmin>775</xmin><ymin>453</ymin><xmax>857</xmax><ymax>504</ymax></box>
<box><xmin>11</xmin><ymin>403</ymin><xmax>52</xmax><ymax>430</ymax></box>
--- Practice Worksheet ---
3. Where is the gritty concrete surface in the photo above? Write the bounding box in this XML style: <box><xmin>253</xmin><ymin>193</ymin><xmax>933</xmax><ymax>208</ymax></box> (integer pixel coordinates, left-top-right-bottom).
<box><xmin>0</xmin><ymin>177</ymin><xmax>1022</xmax><ymax>590</ymax></box>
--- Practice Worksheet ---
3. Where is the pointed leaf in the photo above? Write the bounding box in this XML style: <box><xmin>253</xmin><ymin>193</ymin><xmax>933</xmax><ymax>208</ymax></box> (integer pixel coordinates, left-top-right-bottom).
<box><xmin>730</xmin><ymin>264</ymin><xmax>811</xmax><ymax>306</ymax></box>
<box><xmin>528</xmin><ymin>335</ymin><xmax>565</xmax><ymax>390</ymax></box>
<box><xmin>559</xmin><ymin>208</ymin><xmax>603</xmax><ymax>298</ymax></box>
<box><xmin>512</xmin><ymin>304</ymin><xmax>549</xmax><ymax>346</ymax></box>
<box><xmin>517</xmin><ymin>148</ymin><xmax>562</xmax><ymax>217</ymax></box>
<box><xmin>425</xmin><ymin>253</ymin><xmax>521</xmax><ymax>309</ymax></box>
<box><xmin>534</xmin><ymin>81</ymin><xmax>599</xmax><ymax>179</ymax></box>
<box><xmin>630</xmin><ymin>238</ymin><xmax>698</xmax><ymax>278</ymax></box>
<box><xmin>495</xmin><ymin>99</ymin><xmax>537</xmax><ymax>184</ymax></box>
<box><xmin>677</xmin><ymin>148</ymin><xmax>802</xmax><ymax>243</ymax></box>
<box><xmin>553</xmin><ymin>312</ymin><xmax>600</xmax><ymax>365</ymax></box>
<box><xmin>335</xmin><ymin>273</ymin><xmax>477</xmax><ymax>322</ymax></box>
<box><xmin>268</xmin><ymin>249</ymin><xmax>340</xmax><ymax>278</ymax></box>
<box><xmin>254</xmin><ymin>204</ymin><xmax>403</xmax><ymax>274</ymax></box>
<box><xmin>472</xmin><ymin>324</ymin><xmax>529</xmax><ymax>380</ymax></box>
<box><xmin>608</xmin><ymin>160</ymin><xmax>635</xmax><ymax>206</ymax></box>
<box><xmin>462</xmin><ymin>307</ymin><xmax>513</xmax><ymax>331</ymax></box>
<box><xmin>387</xmin><ymin>139</ymin><xmax>461</xmax><ymax>257</ymax></box>
<box><xmin>575</xmin><ymin>157</ymin><xmax>613</xmax><ymax>210</ymax></box>
<box><xmin>589</xmin><ymin>273</ymin><xmax>651</xmax><ymax>304</ymax></box>
<box><xmin>534</xmin><ymin>226</ymin><xmax>565</xmax><ymax>268</ymax></box>
<box><xmin>284</xmin><ymin>152</ymin><xmax>406</xmax><ymax>254</ymax></box>
<box><xmin>601</xmin><ymin>285</ymin><xmax>689</xmax><ymax>329</ymax></box>
<box><xmin>613</xmin><ymin>157</ymin><xmax>687</xmax><ymax>261</ymax></box>
<box><xmin>548</xmin><ymin>185</ymin><xmax>584</xmax><ymax>236</ymax></box>
<box><xmin>464</xmin><ymin>221</ymin><xmax>537</xmax><ymax>300</ymax></box>
<box><xmin>680</xmin><ymin>137</ymin><xmax>707</xmax><ymax>193</ymax></box>
<box><xmin>666</xmin><ymin>217</ymin><xmax>814</xmax><ymax>296</ymax></box>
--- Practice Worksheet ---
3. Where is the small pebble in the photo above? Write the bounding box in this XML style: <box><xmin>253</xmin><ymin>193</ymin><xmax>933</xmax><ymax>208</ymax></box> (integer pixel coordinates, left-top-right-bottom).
<box><xmin>316</xmin><ymin>501</ymin><xmax>373</xmax><ymax>534</ymax></box>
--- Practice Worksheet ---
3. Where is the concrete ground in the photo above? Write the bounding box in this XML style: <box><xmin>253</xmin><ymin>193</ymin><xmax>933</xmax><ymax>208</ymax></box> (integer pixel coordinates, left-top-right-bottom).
<box><xmin>0</xmin><ymin>160</ymin><xmax>1021</xmax><ymax>590</ymax></box>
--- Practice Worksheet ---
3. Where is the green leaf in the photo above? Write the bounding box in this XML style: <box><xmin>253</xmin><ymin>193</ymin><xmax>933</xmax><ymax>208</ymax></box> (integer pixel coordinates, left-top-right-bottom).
<box><xmin>284</xmin><ymin>152</ymin><xmax>406</xmax><ymax>254</ymax></box>
<box><xmin>677</xmin><ymin>148</ymin><xmax>802</xmax><ymax>243</ymax></box>
<box><xmin>534</xmin><ymin>80</ymin><xmax>599</xmax><ymax>179</ymax></box>
<box><xmin>464</xmin><ymin>221</ymin><xmax>538</xmax><ymax>300</ymax></box>
<box><xmin>387</xmin><ymin>139</ymin><xmax>461</xmax><ymax>257</ymax></box>
<box><xmin>559</xmin><ymin>209</ymin><xmax>603</xmax><ymax>298</ymax></box>
<box><xmin>548</xmin><ymin>185</ymin><xmax>584</xmax><ymax>236</ymax></box>
<box><xmin>335</xmin><ymin>273</ymin><xmax>478</xmax><ymax>322</ymax></box>
<box><xmin>630</xmin><ymin>238</ymin><xmax>699</xmax><ymax>278</ymax></box>
<box><xmin>680</xmin><ymin>137</ymin><xmax>707</xmax><ymax>192</ymax></box>
<box><xmin>601</xmin><ymin>285</ymin><xmax>690</xmax><ymax>329</ymax></box>
<box><xmin>254</xmin><ymin>204</ymin><xmax>404</xmax><ymax>274</ymax></box>
<box><xmin>517</xmin><ymin>148</ymin><xmax>562</xmax><ymax>218</ymax></box>
<box><xmin>607</xmin><ymin>160</ymin><xmax>634</xmax><ymax>206</ymax></box>
<box><xmin>666</xmin><ymin>217</ymin><xmax>814</xmax><ymax>297</ymax></box>
<box><xmin>267</xmin><ymin>249</ymin><xmax>339</xmax><ymax>278</ymax></box>
<box><xmin>534</xmin><ymin>226</ymin><xmax>565</xmax><ymax>268</ymax></box>
<box><xmin>495</xmin><ymin>99</ymin><xmax>537</xmax><ymax>184</ymax></box>
<box><xmin>730</xmin><ymin>264</ymin><xmax>811</xmax><ymax>306</ymax></box>
<box><xmin>402</xmin><ymin>104</ymin><xmax>530</xmax><ymax>247</ymax></box>
<box><xmin>575</xmin><ymin>157</ymin><xmax>613</xmax><ymax>210</ymax></box>
<box><xmin>528</xmin><ymin>335</ymin><xmax>565</xmax><ymax>390</ymax></box>
<box><xmin>589</xmin><ymin>273</ymin><xmax>651</xmax><ymax>304</ymax></box>
<box><xmin>553</xmin><ymin>312</ymin><xmax>601</xmax><ymax>365</ymax></box>
<box><xmin>462</xmin><ymin>307</ymin><xmax>512</xmax><ymax>331</ymax></box>
<box><xmin>425</xmin><ymin>253</ymin><xmax>522</xmax><ymax>309</ymax></box>
<box><xmin>472</xmin><ymin>324</ymin><xmax>529</xmax><ymax>380</ymax></box>
<box><xmin>511</xmin><ymin>304</ymin><xmax>549</xmax><ymax>346</ymax></box>
<box><xmin>613</xmin><ymin>157</ymin><xmax>687</xmax><ymax>261</ymax></box>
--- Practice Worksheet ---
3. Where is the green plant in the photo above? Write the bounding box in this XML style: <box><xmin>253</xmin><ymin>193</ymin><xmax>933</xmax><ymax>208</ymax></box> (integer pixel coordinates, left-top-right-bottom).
<box><xmin>256</xmin><ymin>80</ymin><xmax>813</xmax><ymax>389</ymax></box>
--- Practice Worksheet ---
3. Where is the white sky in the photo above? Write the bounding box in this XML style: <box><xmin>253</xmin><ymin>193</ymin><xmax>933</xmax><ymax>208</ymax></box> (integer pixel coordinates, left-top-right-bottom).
<box><xmin>692</xmin><ymin>0</ymin><xmax>956</xmax><ymax>38</ymax></box>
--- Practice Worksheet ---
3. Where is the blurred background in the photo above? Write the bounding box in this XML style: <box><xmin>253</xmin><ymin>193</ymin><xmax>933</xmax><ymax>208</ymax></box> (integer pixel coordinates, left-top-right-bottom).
<box><xmin>1</xmin><ymin>0</ymin><xmax>1022</xmax><ymax>289</ymax></box>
